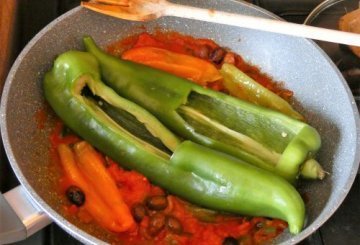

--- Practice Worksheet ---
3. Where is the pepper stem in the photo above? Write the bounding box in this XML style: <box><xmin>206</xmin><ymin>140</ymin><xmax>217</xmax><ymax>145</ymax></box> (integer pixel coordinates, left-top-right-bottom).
<box><xmin>300</xmin><ymin>159</ymin><xmax>327</xmax><ymax>180</ymax></box>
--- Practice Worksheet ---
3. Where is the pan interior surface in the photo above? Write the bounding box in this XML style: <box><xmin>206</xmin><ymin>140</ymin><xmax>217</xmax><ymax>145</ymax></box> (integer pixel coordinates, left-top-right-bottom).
<box><xmin>1</xmin><ymin>0</ymin><xmax>359</xmax><ymax>244</ymax></box>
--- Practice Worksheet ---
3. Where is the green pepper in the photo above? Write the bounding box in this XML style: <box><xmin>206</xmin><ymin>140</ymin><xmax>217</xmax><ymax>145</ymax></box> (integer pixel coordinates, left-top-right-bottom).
<box><xmin>43</xmin><ymin>50</ymin><xmax>305</xmax><ymax>234</ymax></box>
<box><xmin>220</xmin><ymin>63</ymin><xmax>304</xmax><ymax>121</ymax></box>
<box><xmin>83</xmin><ymin>36</ymin><xmax>324</xmax><ymax>182</ymax></box>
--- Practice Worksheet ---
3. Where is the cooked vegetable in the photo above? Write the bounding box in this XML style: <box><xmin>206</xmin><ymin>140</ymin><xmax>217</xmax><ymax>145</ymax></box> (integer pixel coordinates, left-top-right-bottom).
<box><xmin>44</xmin><ymin>50</ymin><xmax>305</xmax><ymax>234</ymax></box>
<box><xmin>57</xmin><ymin>144</ymin><xmax>132</xmax><ymax>232</ymax></box>
<box><xmin>73</xmin><ymin>141</ymin><xmax>135</xmax><ymax>230</ymax></box>
<box><xmin>220</xmin><ymin>63</ymin><xmax>304</xmax><ymax>120</ymax></box>
<box><xmin>123</xmin><ymin>32</ymin><xmax>292</xmax><ymax>100</ymax></box>
<box><xmin>84</xmin><ymin>36</ymin><xmax>324</xmax><ymax>182</ymax></box>
<box><xmin>122</xmin><ymin>46</ymin><xmax>222</xmax><ymax>85</ymax></box>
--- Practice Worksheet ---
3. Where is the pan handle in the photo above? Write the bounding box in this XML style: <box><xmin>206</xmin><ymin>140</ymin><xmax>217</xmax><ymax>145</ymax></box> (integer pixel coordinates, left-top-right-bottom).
<box><xmin>0</xmin><ymin>185</ymin><xmax>52</xmax><ymax>244</ymax></box>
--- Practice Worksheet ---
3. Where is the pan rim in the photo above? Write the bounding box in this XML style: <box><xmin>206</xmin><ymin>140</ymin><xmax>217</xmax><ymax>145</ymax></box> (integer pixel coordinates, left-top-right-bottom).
<box><xmin>0</xmin><ymin>6</ymin><xmax>107</xmax><ymax>245</ymax></box>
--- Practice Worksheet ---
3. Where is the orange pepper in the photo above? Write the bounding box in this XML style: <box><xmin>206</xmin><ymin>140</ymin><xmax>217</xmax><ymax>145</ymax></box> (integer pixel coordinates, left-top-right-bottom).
<box><xmin>57</xmin><ymin>144</ymin><xmax>130</xmax><ymax>232</ymax></box>
<box><xmin>122</xmin><ymin>47</ymin><xmax>222</xmax><ymax>86</ymax></box>
<box><xmin>74</xmin><ymin>141</ymin><xmax>135</xmax><ymax>231</ymax></box>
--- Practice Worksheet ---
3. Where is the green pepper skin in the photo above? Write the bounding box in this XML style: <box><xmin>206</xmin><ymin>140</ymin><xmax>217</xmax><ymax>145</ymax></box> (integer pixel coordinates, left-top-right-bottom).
<box><xmin>220</xmin><ymin>63</ymin><xmax>304</xmax><ymax>120</ymax></box>
<box><xmin>172</xmin><ymin>142</ymin><xmax>305</xmax><ymax>234</ymax></box>
<box><xmin>84</xmin><ymin>36</ymin><xmax>322</xmax><ymax>182</ymax></box>
<box><xmin>44</xmin><ymin>50</ymin><xmax>305</xmax><ymax>234</ymax></box>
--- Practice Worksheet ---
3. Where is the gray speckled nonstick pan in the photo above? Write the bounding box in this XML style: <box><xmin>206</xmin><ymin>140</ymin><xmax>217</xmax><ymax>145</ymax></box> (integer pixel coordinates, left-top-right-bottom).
<box><xmin>1</xmin><ymin>0</ymin><xmax>359</xmax><ymax>244</ymax></box>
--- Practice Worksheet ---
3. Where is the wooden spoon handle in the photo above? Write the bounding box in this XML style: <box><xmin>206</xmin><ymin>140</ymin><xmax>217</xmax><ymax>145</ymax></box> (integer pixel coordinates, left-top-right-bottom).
<box><xmin>164</xmin><ymin>2</ymin><xmax>360</xmax><ymax>47</ymax></box>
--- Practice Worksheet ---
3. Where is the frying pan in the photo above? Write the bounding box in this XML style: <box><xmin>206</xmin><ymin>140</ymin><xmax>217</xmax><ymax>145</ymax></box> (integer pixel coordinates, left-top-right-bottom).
<box><xmin>1</xmin><ymin>0</ymin><xmax>359</xmax><ymax>244</ymax></box>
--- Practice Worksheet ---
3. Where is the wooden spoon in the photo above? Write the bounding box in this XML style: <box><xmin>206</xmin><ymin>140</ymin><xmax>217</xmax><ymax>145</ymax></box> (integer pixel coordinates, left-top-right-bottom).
<box><xmin>339</xmin><ymin>8</ymin><xmax>360</xmax><ymax>57</ymax></box>
<box><xmin>81</xmin><ymin>0</ymin><xmax>360</xmax><ymax>47</ymax></box>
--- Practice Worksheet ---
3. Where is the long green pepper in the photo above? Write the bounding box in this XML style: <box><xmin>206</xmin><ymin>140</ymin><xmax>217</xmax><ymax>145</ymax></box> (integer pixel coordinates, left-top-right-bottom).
<box><xmin>84</xmin><ymin>36</ymin><xmax>324</xmax><ymax>183</ymax></box>
<box><xmin>44</xmin><ymin>50</ymin><xmax>305</xmax><ymax>234</ymax></box>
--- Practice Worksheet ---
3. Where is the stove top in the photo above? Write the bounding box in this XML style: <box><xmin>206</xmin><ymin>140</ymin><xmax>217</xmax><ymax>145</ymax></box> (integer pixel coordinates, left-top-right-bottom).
<box><xmin>1</xmin><ymin>0</ymin><xmax>359</xmax><ymax>244</ymax></box>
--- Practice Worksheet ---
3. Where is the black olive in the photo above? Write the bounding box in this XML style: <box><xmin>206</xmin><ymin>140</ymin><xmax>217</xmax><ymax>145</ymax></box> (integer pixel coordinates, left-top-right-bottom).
<box><xmin>166</xmin><ymin>215</ymin><xmax>183</xmax><ymax>234</ymax></box>
<box><xmin>210</xmin><ymin>47</ymin><xmax>226</xmax><ymax>64</ymax></box>
<box><xmin>146</xmin><ymin>195</ymin><xmax>168</xmax><ymax>211</ymax></box>
<box><xmin>222</xmin><ymin>236</ymin><xmax>239</xmax><ymax>245</ymax></box>
<box><xmin>66</xmin><ymin>186</ymin><xmax>85</xmax><ymax>207</ymax></box>
<box><xmin>132</xmin><ymin>203</ymin><xmax>147</xmax><ymax>223</ymax></box>
<box><xmin>148</xmin><ymin>213</ymin><xmax>166</xmax><ymax>236</ymax></box>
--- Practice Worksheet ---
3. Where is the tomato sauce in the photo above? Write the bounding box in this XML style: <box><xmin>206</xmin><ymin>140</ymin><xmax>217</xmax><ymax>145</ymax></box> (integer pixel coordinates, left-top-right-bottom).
<box><xmin>35</xmin><ymin>108</ymin><xmax>47</xmax><ymax>129</ymax></box>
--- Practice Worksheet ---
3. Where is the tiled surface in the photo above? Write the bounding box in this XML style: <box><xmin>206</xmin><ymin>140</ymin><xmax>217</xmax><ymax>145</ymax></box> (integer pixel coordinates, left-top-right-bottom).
<box><xmin>0</xmin><ymin>0</ymin><xmax>358</xmax><ymax>244</ymax></box>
